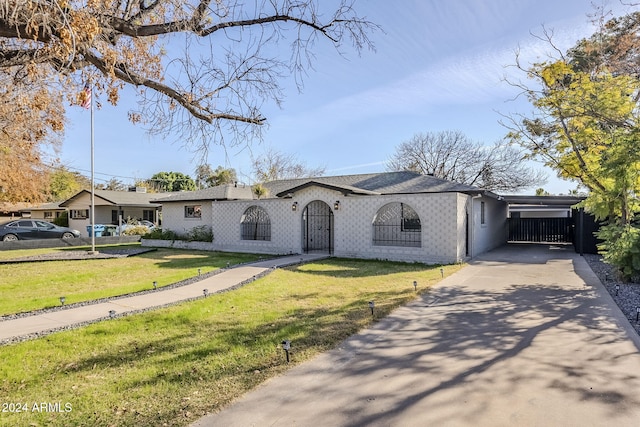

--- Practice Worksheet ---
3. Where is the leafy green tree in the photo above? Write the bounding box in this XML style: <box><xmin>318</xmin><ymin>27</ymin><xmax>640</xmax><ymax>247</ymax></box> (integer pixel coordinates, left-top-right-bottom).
<box><xmin>48</xmin><ymin>167</ymin><xmax>90</xmax><ymax>201</ymax></box>
<box><xmin>195</xmin><ymin>164</ymin><xmax>214</xmax><ymax>189</ymax></box>
<box><xmin>252</xmin><ymin>183</ymin><xmax>268</xmax><ymax>199</ymax></box>
<box><xmin>507</xmin><ymin>60</ymin><xmax>639</xmax><ymax>222</ymax></box>
<box><xmin>149</xmin><ymin>171</ymin><xmax>197</xmax><ymax>192</ymax></box>
<box><xmin>195</xmin><ymin>164</ymin><xmax>238</xmax><ymax>188</ymax></box>
<box><xmin>208</xmin><ymin>166</ymin><xmax>238</xmax><ymax>187</ymax></box>
<box><xmin>505</xmin><ymin>10</ymin><xmax>640</xmax><ymax>278</ymax></box>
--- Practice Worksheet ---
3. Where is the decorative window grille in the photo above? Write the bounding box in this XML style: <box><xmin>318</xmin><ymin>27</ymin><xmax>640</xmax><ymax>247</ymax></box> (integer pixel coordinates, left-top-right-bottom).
<box><xmin>373</xmin><ymin>202</ymin><xmax>421</xmax><ymax>247</ymax></box>
<box><xmin>241</xmin><ymin>206</ymin><xmax>271</xmax><ymax>241</ymax></box>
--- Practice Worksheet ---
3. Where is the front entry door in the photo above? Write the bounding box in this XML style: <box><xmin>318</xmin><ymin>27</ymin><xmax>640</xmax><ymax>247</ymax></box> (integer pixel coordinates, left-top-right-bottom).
<box><xmin>302</xmin><ymin>201</ymin><xmax>333</xmax><ymax>254</ymax></box>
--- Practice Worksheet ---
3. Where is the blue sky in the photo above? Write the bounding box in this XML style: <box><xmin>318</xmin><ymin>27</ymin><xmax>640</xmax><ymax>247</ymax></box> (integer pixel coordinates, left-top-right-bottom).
<box><xmin>59</xmin><ymin>0</ymin><xmax>633</xmax><ymax>194</ymax></box>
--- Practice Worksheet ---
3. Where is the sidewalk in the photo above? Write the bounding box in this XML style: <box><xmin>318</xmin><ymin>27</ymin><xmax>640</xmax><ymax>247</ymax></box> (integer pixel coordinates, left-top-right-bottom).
<box><xmin>192</xmin><ymin>244</ymin><xmax>640</xmax><ymax>427</ymax></box>
<box><xmin>0</xmin><ymin>254</ymin><xmax>328</xmax><ymax>344</ymax></box>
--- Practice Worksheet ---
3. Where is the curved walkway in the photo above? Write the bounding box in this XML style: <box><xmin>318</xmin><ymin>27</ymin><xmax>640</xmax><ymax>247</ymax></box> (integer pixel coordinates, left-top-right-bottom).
<box><xmin>192</xmin><ymin>244</ymin><xmax>640</xmax><ymax>427</ymax></box>
<box><xmin>0</xmin><ymin>254</ymin><xmax>328</xmax><ymax>344</ymax></box>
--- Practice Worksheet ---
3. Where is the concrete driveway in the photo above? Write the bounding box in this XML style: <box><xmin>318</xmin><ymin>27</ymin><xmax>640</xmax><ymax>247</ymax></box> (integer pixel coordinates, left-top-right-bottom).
<box><xmin>192</xmin><ymin>244</ymin><xmax>640</xmax><ymax>427</ymax></box>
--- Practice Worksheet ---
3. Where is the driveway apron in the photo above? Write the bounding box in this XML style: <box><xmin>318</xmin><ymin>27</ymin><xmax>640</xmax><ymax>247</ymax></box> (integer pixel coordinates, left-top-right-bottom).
<box><xmin>192</xmin><ymin>244</ymin><xmax>640</xmax><ymax>427</ymax></box>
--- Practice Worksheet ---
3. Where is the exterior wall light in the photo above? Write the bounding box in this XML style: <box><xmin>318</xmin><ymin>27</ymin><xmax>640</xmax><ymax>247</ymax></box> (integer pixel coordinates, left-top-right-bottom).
<box><xmin>334</xmin><ymin>201</ymin><xmax>340</xmax><ymax>210</ymax></box>
<box><xmin>292</xmin><ymin>202</ymin><xmax>298</xmax><ymax>211</ymax></box>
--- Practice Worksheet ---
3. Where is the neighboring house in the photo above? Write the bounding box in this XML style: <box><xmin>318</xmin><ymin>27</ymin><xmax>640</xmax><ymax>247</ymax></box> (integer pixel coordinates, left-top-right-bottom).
<box><xmin>60</xmin><ymin>189</ymin><xmax>163</xmax><ymax>237</ymax></box>
<box><xmin>154</xmin><ymin>172</ymin><xmax>508</xmax><ymax>264</ymax></box>
<box><xmin>20</xmin><ymin>202</ymin><xmax>66</xmax><ymax>221</ymax></box>
<box><xmin>0</xmin><ymin>202</ymin><xmax>32</xmax><ymax>222</ymax></box>
<box><xmin>153</xmin><ymin>183</ymin><xmax>254</xmax><ymax>236</ymax></box>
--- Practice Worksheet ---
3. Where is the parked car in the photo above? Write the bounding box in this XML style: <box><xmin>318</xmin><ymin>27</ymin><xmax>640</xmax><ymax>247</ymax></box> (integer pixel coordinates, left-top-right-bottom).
<box><xmin>0</xmin><ymin>220</ymin><xmax>81</xmax><ymax>242</ymax></box>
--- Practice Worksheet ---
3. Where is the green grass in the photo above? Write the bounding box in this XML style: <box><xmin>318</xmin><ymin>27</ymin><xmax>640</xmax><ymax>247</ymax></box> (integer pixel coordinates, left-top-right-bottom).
<box><xmin>0</xmin><ymin>244</ymin><xmax>263</xmax><ymax>315</ymax></box>
<box><xmin>0</xmin><ymin>258</ymin><xmax>462</xmax><ymax>427</ymax></box>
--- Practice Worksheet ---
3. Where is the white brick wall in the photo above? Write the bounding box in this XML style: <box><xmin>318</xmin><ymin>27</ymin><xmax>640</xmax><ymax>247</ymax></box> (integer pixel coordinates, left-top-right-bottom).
<box><xmin>470</xmin><ymin>196</ymin><xmax>508</xmax><ymax>256</ymax></box>
<box><xmin>211</xmin><ymin>199</ymin><xmax>300</xmax><ymax>255</ymax></box>
<box><xmin>161</xmin><ymin>202</ymin><xmax>213</xmax><ymax>237</ymax></box>
<box><xmin>159</xmin><ymin>187</ymin><xmax>508</xmax><ymax>264</ymax></box>
<box><xmin>332</xmin><ymin>192</ymin><xmax>461</xmax><ymax>264</ymax></box>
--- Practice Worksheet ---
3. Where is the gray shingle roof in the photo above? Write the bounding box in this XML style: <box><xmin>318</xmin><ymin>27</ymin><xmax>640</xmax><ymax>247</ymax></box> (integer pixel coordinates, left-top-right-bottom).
<box><xmin>268</xmin><ymin>171</ymin><xmax>482</xmax><ymax>197</ymax></box>
<box><xmin>148</xmin><ymin>172</ymin><xmax>485</xmax><ymax>204</ymax></box>
<box><xmin>60</xmin><ymin>190</ymin><xmax>164</xmax><ymax>207</ymax></box>
<box><xmin>24</xmin><ymin>202</ymin><xmax>65</xmax><ymax>211</ymax></box>
<box><xmin>152</xmin><ymin>184</ymin><xmax>254</xmax><ymax>202</ymax></box>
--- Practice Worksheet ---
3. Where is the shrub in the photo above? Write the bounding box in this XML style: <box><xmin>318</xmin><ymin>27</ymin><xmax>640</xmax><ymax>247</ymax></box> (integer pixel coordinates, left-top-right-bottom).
<box><xmin>144</xmin><ymin>228</ymin><xmax>180</xmax><ymax>240</ymax></box>
<box><xmin>52</xmin><ymin>211</ymin><xmax>69</xmax><ymax>227</ymax></box>
<box><xmin>186</xmin><ymin>225</ymin><xmax>213</xmax><ymax>242</ymax></box>
<box><xmin>122</xmin><ymin>225</ymin><xmax>152</xmax><ymax>236</ymax></box>
<box><xmin>144</xmin><ymin>226</ymin><xmax>213</xmax><ymax>242</ymax></box>
<box><xmin>596</xmin><ymin>223</ymin><xmax>640</xmax><ymax>281</ymax></box>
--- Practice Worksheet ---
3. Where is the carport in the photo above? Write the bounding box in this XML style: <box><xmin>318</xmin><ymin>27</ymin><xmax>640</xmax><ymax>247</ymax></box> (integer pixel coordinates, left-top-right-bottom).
<box><xmin>504</xmin><ymin>195</ymin><xmax>599</xmax><ymax>253</ymax></box>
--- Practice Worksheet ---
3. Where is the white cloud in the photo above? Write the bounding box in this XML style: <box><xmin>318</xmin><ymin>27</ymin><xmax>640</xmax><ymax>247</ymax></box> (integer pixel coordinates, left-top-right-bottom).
<box><xmin>271</xmin><ymin>10</ymin><xmax>604</xmax><ymax>138</ymax></box>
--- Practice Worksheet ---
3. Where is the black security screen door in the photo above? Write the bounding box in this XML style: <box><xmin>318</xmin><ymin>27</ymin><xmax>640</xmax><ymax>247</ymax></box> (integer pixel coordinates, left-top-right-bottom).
<box><xmin>302</xmin><ymin>200</ymin><xmax>333</xmax><ymax>253</ymax></box>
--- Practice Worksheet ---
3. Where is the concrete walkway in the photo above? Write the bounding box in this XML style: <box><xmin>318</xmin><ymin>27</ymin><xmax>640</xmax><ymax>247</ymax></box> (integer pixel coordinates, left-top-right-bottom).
<box><xmin>192</xmin><ymin>244</ymin><xmax>640</xmax><ymax>427</ymax></box>
<box><xmin>0</xmin><ymin>254</ymin><xmax>328</xmax><ymax>343</ymax></box>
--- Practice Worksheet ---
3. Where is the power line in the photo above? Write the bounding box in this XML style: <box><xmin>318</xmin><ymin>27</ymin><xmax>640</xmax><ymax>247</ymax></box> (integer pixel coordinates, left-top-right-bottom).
<box><xmin>49</xmin><ymin>164</ymin><xmax>139</xmax><ymax>181</ymax></box>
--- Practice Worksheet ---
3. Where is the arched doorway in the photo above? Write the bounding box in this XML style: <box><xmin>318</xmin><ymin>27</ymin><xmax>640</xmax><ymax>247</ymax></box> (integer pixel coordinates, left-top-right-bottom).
<box><xmin>302</xmin><ymin>200</ymin><xmax>333</xmax><ymax>254</ymax></box>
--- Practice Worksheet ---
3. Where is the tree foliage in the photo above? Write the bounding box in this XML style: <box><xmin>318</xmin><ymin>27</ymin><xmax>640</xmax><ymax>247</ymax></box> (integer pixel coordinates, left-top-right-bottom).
<box><xmin>97</xmin><ymin>178</ymin><xmax>127</xmax><ymax>191</ymax></box>
<box><xmin>48</xmin><ymin>167</ymin><xmax>90</xmax><ymax>201</ymax></box>
<box><xmin>386</xmin><ymin>130</ymin><xmax>546</xmax><ymax>192</ymax></box>
<box><xmin>505</xmin><ymin>9</ymin><xmax>640</xmax><ymax>279</ymax></box>
<box><xmin>195</xmin><ymin>164</ymin><xmax>237</xmax><ymax>188</ymax></box>
<box><xmin>568</xmin><ymin>11</ymin><xmax>640</xmax><ymax>77</ymax></box>
<box><xmin>506</xmin><ymin>48</ymin><xmax>640</xmax><ymax>223</ymax></box>
<box><xmin>252</xmin><ymin>148</ymin><xmax>325</xmax><ymax>182</ymax></box>
<box><xmin>0</xmin><ymin>79</ymin><xmax>65</xmax><ymax>203</ymax></box>
<box><xmin>0</xmin><ymin>0</ymin><xmax>377</xmax><ymax>151</ymax></box>
<box><xmin>149</xmin><ymin>171</ymin><xmax>196</xmax><ymax>192</ymax></box>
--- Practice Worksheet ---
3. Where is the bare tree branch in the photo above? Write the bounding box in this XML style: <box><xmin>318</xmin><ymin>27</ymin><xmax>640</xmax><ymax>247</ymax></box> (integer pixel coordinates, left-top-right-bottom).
<box><xmin>386</xmin><ymin>131</ymin><xmax>546</xmax><ymax>193</ymax></box>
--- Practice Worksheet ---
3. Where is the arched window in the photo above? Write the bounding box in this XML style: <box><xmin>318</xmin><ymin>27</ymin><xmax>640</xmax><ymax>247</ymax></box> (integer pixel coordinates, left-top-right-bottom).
<box><xmin>372</xmin><ymin>202</ymin><xmax>421</xmax><ymax>247</ymax></box>
<box><xmin>241</xmin><ymin>206</ymin><xmax>271</xmax><ymax>241</ymax></box>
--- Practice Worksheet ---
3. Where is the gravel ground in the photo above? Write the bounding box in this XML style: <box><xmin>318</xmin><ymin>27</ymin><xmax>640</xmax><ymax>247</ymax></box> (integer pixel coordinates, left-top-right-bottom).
<box><xmin>583</xmin><ymin>253</ymin><xmax>640</xmax><ymax>337</ymax></box>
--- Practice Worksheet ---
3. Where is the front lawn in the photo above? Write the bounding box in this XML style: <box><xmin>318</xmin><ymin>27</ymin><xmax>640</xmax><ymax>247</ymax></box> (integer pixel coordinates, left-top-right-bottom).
<box><xmin>0</xmin><ymin>258</ymin><xmax>461</xmax><ymax>427</ymax></box>
<box><xmin>0</xmin><ymin>245</ymin><xmax>263</xmax><ymax>316</ymax></box>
